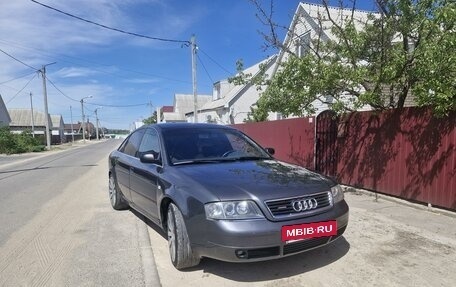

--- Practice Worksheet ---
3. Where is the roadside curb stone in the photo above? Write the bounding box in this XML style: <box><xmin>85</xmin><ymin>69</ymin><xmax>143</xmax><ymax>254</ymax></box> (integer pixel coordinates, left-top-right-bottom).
<box><xmin>342</xmin><ymin>185</ymin><xmax>456</xmax><ymax>219</ymax></box>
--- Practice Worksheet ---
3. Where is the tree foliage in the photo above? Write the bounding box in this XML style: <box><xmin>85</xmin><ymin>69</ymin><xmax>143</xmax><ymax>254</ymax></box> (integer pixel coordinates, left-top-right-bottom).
<box><xmin>143</xmin><ymin>111</ymin><xmax>158</xmax><ymax>125</ymax></box>
<box><xmin>248</xmin><ymin>0</ymin><xmax>455</xmax><ymax>118</ymax></box>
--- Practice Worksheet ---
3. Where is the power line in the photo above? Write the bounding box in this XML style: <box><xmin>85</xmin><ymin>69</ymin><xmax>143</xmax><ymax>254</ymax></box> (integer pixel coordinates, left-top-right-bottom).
<box><xmin>85</xmin><ymin>102</ymin><xmax>148</xmax><ymax>108</ymax></box>
<box><xmin>45</xmin><ymin>77</ymin><xmax>79</xmax><ymax>102</ymax></box>
<box><xmin>197</xmin><ymin>54</ymin><xmax>215</xmax><ymax>84</ymax></box>
<box><xmin>0</xmin><ymin>71</ymin><xmax>37</xmax><ymax>85</ymax></box>
<box><xmin>6</xmin><ymin>73</ymin><xmax>38</xmax><ymax>104</ymax></box>
<box><xmin>198</xmin><ymin>48</ymin><xmax>234</xmax><ymax>76</ymax></box>
<box><xmin>0</xmin><ymin>47</ymin><xmax>38</xmax><ymax>71</ymax></box>
<box><xmin>31</xmin><ymin>0</ymin><xmax>190</xmax><ymax>44</ymax></box>
<box><xmin>0</xmin><ymin>40</ymin><xmax>192</xmax><ymax>84</ymax></box>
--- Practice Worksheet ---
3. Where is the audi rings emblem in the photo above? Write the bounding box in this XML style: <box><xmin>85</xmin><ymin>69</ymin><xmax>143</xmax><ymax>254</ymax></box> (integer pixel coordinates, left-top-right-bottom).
<box><xmin>291</xmin><ymin>198</ymin><xmax>318</xmax><ymax>212</ymax></box>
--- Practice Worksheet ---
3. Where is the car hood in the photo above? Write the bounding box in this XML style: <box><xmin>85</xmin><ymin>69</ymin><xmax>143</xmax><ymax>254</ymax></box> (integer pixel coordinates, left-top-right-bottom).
<box><xmin>172</xmin><ymin>160</ymin><xmax>335</xmax><ymax>201</ymax></box>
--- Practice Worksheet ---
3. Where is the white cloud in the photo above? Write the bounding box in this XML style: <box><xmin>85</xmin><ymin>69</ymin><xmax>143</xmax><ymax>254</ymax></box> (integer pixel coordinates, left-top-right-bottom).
<box><xmin>55</xmin><ymin>67</ymin><xmax>98</xmax><ymax>78</ymax></box>
<box><xmin>123</xmin><ymin>78</ymin><xmax>160</xmax><ymax>84</ymax></box>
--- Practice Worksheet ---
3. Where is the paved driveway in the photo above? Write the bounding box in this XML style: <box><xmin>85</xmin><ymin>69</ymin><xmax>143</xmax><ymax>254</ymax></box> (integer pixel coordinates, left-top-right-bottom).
<box><xmin>146</xmin><ymin>190</ymin><xmax>456</xmax><ymax>287</ymax></box>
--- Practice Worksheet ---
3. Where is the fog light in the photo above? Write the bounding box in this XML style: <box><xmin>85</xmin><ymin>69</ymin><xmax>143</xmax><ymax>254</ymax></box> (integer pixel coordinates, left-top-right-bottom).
<box><xmin>235</xmin><ymin>249</ymin><xmax>248</xmax><ymax>259</ymax></box>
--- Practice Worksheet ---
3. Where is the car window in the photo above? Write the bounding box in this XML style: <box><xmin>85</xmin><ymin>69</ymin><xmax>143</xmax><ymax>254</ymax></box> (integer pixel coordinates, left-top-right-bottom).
<box><xmin>138</xmin><ymin>128</ymin><xmax>161</xmax><ymax>160</ymax></box>
<box><xmin>122</xmin><ymin>129</ymin><xmax>145</xmax><ymax>157</ymax></box>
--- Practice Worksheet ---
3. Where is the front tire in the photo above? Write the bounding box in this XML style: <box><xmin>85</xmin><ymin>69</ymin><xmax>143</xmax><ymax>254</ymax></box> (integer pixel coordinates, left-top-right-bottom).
<box><xmin>109</xmin><ymin>173</ymin><xmax>129</xmax><ymax>210</ymax></box>
<box><xmin>167</xmin><ymin>203</ymin><xmax>200</xmax><ymax>269</ymax></box>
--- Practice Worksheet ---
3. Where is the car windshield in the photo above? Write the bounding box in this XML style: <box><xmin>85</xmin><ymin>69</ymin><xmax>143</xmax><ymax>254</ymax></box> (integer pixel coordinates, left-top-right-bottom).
<box><xmin>162</xmin><ymin>127</ymin><xmax>272</xmax><ymax>165</ymax></box>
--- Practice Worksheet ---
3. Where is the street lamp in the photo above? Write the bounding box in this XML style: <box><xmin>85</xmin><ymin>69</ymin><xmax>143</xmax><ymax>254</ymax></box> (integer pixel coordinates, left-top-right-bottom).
<box><xmin>80</xmin><ymin>95</ymin><xmax>92</xmax><ymax>143</ymax></box>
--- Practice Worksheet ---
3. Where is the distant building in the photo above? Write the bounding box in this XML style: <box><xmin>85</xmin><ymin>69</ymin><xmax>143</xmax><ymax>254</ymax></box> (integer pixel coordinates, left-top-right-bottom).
<box><xmin>130</xmin><ymin>121</ymin><xmax>144</xmax><ymax>132</ymax></box>
<box><xmin>50</xmin><ymin>114</ymin><xmax>65</xmax><ymax>144</ymax></box>
<box><xmin>195</xmin><ymin>56</ymin><xmax>280</xmax><ymax>124</ymax></box>
<box><xmin>161</xmin><ymin>94</ymin><xmax>212</xmax><ymax>123</ymax></box>
<box><xmin>8</xmin><ymin>109</ymin><xmax>51</xmax><ymax>137</ymax></box>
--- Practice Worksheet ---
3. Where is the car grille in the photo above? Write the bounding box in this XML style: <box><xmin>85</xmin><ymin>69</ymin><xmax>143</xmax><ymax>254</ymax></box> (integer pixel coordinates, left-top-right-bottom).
<box><xmin>283</xmin><ymin>225</ymin><xmax>346</xmax><ymax>255</ymax></box>
<box><xmin>265</xmin><ymin>191</ymin><xmax>332</xmax><ymax>219</ymax></box>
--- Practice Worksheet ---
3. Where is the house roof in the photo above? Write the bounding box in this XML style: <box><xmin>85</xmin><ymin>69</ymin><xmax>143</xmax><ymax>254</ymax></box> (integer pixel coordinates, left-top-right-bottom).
<box><xmin>50</xmin><ymin>115</ymin><xmax>64</xmax><ymax>128</ymax></box>
<box><xmin>273</xmin><ymin>2</ymin><xmax>379</xmax><ymax>75</ymax></box>
<box><xmin>199</xmin><ymin>55</ymin><xmax>278</xmax><ymax>111</ymax></box>
<box><xmin>0</xmin><ymin>95</ymin><xmax>11</xmax><ymax>125</ymax></box>
<box><xmin>64</xmin><ymin>123</ymin><xmax>79</xmax><ymax>130</ymax></box>
<box><xmin>161</xmin><ymin>106</ymin><xmax>174</xmax><ymax>113</ymax></box>
<box><xmin>297</xmin><ymin>2</ymin><xmax>377</xmax><ymax>41</ymax></box>
<box><xmin>8</xmin><ymin>109</ymin><xmax>50</xmax><ymax>127</ymax></box>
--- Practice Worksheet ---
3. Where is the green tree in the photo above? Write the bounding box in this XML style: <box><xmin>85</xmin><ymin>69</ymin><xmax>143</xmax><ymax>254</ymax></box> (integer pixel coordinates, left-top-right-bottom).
<box><xmin>246</xmin><ymin>0</ymin><xmax>456</xmax><ymax>117</ymax></box>
<box><xmin>244</xmin><ymin>105</ymin><xmax>269</xmax><ymax>122</ymax></box>
<box><xmin>143</xmin><ymin>111</ymin><xmax>158</xmax><ymax>125</ymax></box>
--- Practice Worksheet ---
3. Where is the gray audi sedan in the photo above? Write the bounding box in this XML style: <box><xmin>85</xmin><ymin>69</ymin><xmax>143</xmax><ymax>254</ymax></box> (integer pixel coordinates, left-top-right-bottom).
<box><xmin>108</xmin><ymin>123</ymin><xmax>349</xmax><ymax>269</ymax></box>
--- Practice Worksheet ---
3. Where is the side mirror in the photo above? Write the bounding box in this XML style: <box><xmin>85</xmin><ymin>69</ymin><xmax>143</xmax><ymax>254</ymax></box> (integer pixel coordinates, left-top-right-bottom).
<box><xmin>265</xmin><ymin>147</ymin><xmax>275</xmax><ymax>155</ymax></box>
<box><xmin>140</xmin><ymin>152</ymin><xmax>162</xmax><ymax>165</ymax></box>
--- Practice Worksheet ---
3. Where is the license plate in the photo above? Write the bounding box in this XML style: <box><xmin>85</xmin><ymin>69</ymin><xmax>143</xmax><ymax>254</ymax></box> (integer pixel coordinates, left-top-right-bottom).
<box><xmin>281</xmin><ymin>221</ymin><xmax>337</xmax><ymax>242</ymax></box>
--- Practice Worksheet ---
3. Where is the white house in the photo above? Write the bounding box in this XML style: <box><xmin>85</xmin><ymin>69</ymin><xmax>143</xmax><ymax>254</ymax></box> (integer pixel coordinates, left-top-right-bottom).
<box><xmin>162</xmin><ymin>93</ymin><xmax>212</xmax><ymax>123</ymax></box>
<box><xmin>271</xmin><ymin>2</ymin><xmax>380</xmax><ymax>116</ymax></box>
<box><xmin>191</xmin><ymin>55</ymin><xmax>281</xmax><ymax>124</ymax></box>
<box><xmin>0</xmin><ymin>95</ymin><xmax>11</xmax><ymax>127</ymax></box>
<box><xmin>271</xmin><ymin>2</ymin><xmax>415</xmax><ymax>116</ymax></box>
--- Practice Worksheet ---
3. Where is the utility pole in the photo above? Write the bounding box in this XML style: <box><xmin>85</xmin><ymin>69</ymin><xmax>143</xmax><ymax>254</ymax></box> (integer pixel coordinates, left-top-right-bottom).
<box><xmin>87</xmin><ymin>116</ymin><xmax>91</xmax><ymax>141</ymax></box>
<box><xmin>80</xmin><ymin>99</ymin><xmax>86</xmax><ymax>143</ymax></box>
<box><xmin>191</xmin><ymin>35</ymin><xmax>198</xmax><ymax>123</ymax></box>
<box><xmin>70</xmin><ymin>106</ymin><xmax>74</xmax><ymax>143</ymax></box>
<box><xmin>40</xmin><ymin>63</ymin><xmax>55</xmax><ymax>150</ymax></box>
<box><xmin>148</xmin><ymin>101</ymin><xmax>154</xmax><ymax>117</ymax></box>
<box><xmin>94</xmin><ymin>108</ymin><xmax>100</xmax><ymax>140</ymax></box>
<box><xmin>80</xmin><ymin>96</ymin><xmax>92</xmax><ymax>143</ymax></box>
<box><xmin>29</xmin><ymin>92</ymin><xmax>35</xmax><ymax>138</ymax></box>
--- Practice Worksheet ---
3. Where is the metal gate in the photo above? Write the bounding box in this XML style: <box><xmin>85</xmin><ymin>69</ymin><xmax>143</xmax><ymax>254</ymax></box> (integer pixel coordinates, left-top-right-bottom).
<box><xmin>315</xmin><ymin>110</ymin><xmax>339</xmax><ymax>177</ymax></box>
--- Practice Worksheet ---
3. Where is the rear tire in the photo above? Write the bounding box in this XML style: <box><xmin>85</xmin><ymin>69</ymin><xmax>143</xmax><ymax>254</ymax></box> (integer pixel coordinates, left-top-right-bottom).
<box><xmin>109</xmin><ymin>174</ymin><xmax>129</xmax><ymax>210</ymax></box>
<box><xmin>167</xmin><ymin>203</ymin><xmax>200</xmax><ymax>269</ymax></box>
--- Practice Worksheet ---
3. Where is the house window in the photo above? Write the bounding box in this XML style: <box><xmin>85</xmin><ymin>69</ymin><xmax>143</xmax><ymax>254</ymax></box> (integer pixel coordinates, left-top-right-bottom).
<box><xmin>296</xmin><ymin>32</ymin><xmax>311</xmax><ymax>57</ymax></box>
<box><xmin>213</xmin><ymin>82</ymin><xmax>221</xmax><ymax>100</ymax></box>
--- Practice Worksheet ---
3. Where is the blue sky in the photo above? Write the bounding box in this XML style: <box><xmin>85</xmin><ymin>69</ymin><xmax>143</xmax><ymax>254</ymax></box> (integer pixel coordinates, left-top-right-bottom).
<box><xmin>0</xmin><ymin>0</ymin><xmax>378</xmax><ymax>129</ymax></box>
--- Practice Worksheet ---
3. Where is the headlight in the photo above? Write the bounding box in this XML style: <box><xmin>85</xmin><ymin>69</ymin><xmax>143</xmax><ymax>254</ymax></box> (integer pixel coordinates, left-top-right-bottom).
<box><xmin>331</xmin><ymin>184</ymin><xmax>344</xmax><ymax>203</ymax></box>
<box><xmin>205</xmin><ymin>201</ymin><xmax>264</xmax><ymax>220</ymax></box>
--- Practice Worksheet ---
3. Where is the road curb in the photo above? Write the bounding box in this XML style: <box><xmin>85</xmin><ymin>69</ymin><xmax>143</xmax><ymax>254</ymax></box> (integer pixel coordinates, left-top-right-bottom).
<box><xmin>343</xmin><ymin>185</ymin><xmax>456</xmax><ymax>219</ymax></box>
<box><xmin>0</xmin><ymin>140</ymin><xmax>105</xmax><ymax>169</ymax></box>
<box><xmin>137</xmin><ymin>216</ymin><xmax>162</xmax><ymax>287</ymax></box>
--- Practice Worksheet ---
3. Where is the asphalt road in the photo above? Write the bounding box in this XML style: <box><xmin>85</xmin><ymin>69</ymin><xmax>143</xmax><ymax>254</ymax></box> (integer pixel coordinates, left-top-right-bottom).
<box><xmin>1</xmin><ymin>141</ymin><xmax>455</xmax><ymax>287</ymax></box>
<box><xmin>0</xmin><ymin>140</ymin><xmax>158</xmax><ymax>287</ymax></box>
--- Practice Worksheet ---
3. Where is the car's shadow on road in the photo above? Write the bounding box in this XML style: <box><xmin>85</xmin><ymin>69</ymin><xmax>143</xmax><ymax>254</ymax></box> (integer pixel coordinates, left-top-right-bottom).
<box><xmin>195</xmin><ymin>238</ymin><xmax>350</xmax><ymax>282</ymax></box>
<box><xmin>131</xmin><ymin>209</ymin><xmax>350</xmax><ymax>282</ymax></box>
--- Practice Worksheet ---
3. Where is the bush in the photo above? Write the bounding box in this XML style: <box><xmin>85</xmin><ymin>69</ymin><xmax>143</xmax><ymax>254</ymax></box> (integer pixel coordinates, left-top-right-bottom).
<box><xmin>0</xmin><ymin>127</ymin><xmax>45</xmax><ymax>154</ymax></box>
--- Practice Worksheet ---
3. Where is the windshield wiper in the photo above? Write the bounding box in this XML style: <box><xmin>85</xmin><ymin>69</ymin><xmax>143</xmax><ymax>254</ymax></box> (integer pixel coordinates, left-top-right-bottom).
<box><xmin>226</xmin><ymin>156</ymin><xmax>271</xmax><ymax>161</ymax></box>
<box><xmin>173</xmin><ymin>159</ymin><xmax>226</xmax><ymax>166</ymax></box>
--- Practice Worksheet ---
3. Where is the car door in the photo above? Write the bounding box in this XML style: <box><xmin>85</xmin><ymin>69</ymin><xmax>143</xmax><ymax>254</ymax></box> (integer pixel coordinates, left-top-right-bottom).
<box><xmin>114</xmin><ymin>129</ymin><xmax>145</xmax><ymax>202</ymax></box>
<box><xmin>129</xmin><ymin>128</ymin><xmax>161</xmax><ymax>220</ymax></box>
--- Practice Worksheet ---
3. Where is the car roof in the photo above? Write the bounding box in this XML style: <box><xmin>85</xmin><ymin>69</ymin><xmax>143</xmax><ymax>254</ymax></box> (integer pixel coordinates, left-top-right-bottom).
<box><xmin>143</xmin><ymin>123</ymin><xmax>236</xmax><ymax>132</ymax></box>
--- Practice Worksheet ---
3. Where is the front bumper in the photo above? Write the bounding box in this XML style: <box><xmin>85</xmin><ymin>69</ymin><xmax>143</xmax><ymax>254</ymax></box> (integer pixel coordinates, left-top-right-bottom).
<box><xmin>189</xmin><ymin>200</ymin><xmax>349</xmax><ymax>262</ymax></box>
